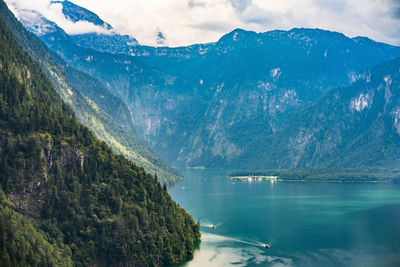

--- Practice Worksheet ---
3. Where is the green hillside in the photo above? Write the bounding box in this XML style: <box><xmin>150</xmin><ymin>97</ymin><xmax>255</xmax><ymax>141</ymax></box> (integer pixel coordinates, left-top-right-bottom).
<box><xmin>0</xmin><ymin>16</ymin><xmax>199</xmax><ymax>266</ymax></box>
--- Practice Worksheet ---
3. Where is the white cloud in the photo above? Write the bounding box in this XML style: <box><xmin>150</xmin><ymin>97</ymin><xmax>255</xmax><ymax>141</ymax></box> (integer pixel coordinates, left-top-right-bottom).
<box><xmin>5</xmin><ymin>0</ymin><xmax>400</xmax><ymax>47</ymax></box>
<box><xmin>5</xmin><ymin>0</ymin><xmax>113</xmax><ymax>35</ymax></box>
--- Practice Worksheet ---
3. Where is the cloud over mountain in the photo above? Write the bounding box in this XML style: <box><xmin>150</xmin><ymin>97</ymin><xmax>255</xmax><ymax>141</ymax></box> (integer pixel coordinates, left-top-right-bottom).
<box><xmin>6</xmin><ymin>0</ymin><xmax>113</xmax><ymax>35</ymax></box>
<box><xmin>6</xmin><ymin>0</ymin><xmax>400</xmax><ymax>47</ymax></box>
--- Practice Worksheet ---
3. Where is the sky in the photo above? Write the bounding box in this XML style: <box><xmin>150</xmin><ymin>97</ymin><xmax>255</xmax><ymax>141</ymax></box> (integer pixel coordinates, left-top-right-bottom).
<box><xmin>5</xmin><ymin>0</ymin><xmax>400</xmax><ymax>47</ymax></box>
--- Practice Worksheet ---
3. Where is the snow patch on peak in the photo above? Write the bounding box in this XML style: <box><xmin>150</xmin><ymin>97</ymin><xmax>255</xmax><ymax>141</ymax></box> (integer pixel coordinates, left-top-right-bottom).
<box><xmin>14</xmin><ymin>9</ymin><xmax>58</xmax><ymax>36</ymax></box>
<box><xmin>348</xmin><ymin>71</ymin><xmax>358</xmax><ymax>83</ymax></box>
<box><xmin>270</xmin><ymin>68</ymin><xmax>281</xmax><ymax>81</ymax></box>
<box><xmin>233</xmin><ymin>32</ymin><xmax>238</xmax><ymax>41</ymax></box>
<box><xmin>393</xmin><ymin>108</ymin><xmax>400</xmax><ymax>135</ymax></box>
<box><xmin>280</xmin><ymin>90</ymin><xmax>297</xmax><ymax>103</ymax></box>
<box><xmin>384</xmin><ymin>75</ymin><xmax>392</xmax><ymax>85</ymax></box>
<box><xmin>365</xmin><ymin>70</ymin><xmax>372</xmax><ymax>83</ymax></box>
<box><xmin>358</xmin><ymin>70</ymin><xmax>372</xmax><ymax>83</ymax></box>
<box><xmin>350</xmin><ymin>93</ymin><xmax>373</xmax><ymax>112</ymax></box>
<box><xmin>258</xmin><ymin>81</ymin><xmax>274</xmax><ymax>91</ymax></box>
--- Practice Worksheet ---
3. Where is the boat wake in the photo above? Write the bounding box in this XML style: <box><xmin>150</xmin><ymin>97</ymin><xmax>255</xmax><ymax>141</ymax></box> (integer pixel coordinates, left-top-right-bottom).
<box><xmin>199</xmin><ymin>219</ymin><xmax>282</xmax><ymax>248</ymax></box>
<box><xmin>200</xmin><ymin>222</ymin><xmax>223</xmax><ymax>229</ymax></box>
<box><xmin>224</xmin><ymin>236</ymin><xmax>266</xmax><ymax>247</ymax></box>
<box><xmin>203</xmin><ymin>231</ymin><xmax>271</xmax><ymax>248</ymax></box>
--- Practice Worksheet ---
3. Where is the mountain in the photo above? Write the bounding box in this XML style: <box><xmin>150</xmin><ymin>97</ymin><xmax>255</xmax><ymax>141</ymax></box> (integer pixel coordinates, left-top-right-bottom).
<box><xmin>16</xmin><ymin>8</ymin><xmax>136</xmax><ymax>134</ymax></box>
<box><xmin>242</xmin><ymin>56</ymin><xmax>400</xmax><ymax>169</ymax></box>
<box><xmin>52</xmin><ymin>0</ymin><xmax>140</xmax><ymax>54</ymax></box>
<box><xmin>15</xmin><ymin>8</ymin><xmax>59</xmax><ymax>36</ymax></box>
<box><xmin>51</xmin><ymin>0</ymin><xmax>112</xmax><ymax>29</ymax></box>
<box><xmin>72</xmin><ymin>32</ymin><xmax>139</xmax><ymax>54</ymax></box>
<box><xmin>13</xmin><ymin>1</ymin><xmax>400</xmax><ymax>169</ymax></box>
<box><xmin>0</xmin><ymin>15</ymin><xmax>200</xmax><ymax>266</ymax></box>
<box><xmin>29</xmin><ymin>15</ymin><xmax>400</xmax><ymax>168</ymax></box>
<box><xmin>0</xmin><ymin>1</ymin><xmax>182</xmax><ymax>183</ymax></box>
<box><xmin>20</xmin><ymin>0</ymin><xmax>138</xmax><ymax>53</ymax></box>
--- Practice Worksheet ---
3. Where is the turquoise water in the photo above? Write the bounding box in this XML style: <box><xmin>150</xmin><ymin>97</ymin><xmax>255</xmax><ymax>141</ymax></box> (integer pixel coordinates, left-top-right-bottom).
<box><xmin>168</xmin><ymin>169</ymin><xmax>400</xmax><ymax>266</ymax></box>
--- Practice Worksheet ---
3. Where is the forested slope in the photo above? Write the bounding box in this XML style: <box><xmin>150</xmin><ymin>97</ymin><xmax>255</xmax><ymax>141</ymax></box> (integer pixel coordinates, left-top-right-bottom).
<box><xmin>0</xmin><ymin>17</ymin><xmax>199</xmax><ymax>266</ymax></box>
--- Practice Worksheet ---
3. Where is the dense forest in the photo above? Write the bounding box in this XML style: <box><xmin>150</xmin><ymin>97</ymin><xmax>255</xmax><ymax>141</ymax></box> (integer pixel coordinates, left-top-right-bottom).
<box><xmin>0</xmin><ymin>16</ymin><xmax>200</xmax><ymax>266</ymax></box>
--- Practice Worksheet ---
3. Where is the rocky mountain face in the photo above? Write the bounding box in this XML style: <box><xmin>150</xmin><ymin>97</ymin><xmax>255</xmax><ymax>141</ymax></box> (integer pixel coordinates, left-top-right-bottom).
<box><xmin>12</xmin><ymin>0</ymin><xmax>400</xmax><ymax>169</ymax></box>
<box><xmin>0</xmin><ymin>1</ymin><xmax>181</xmax><ymax>183</ymax></box>
<box><xmin>54</xmin><ymin>0</ymin><xmax>140</xmax><ymax>54</ymax></box>
<box><xmin>51</xmin><ymin>0</ymin><xmax>112</xmax><ymax>28</ymax></box>
<box><xmin>72</xmin><ymin>33</ymin><xmax>139</xmax><ymax>54</ymax></box>
<box><xmin>242</xmin><ymin>56</ymin><xmax>400</xmax><ymax>169</ymax></box>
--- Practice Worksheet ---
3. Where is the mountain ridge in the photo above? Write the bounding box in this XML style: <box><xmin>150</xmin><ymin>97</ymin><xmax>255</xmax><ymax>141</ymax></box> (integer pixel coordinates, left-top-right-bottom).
<box><xmin>51</xmin><ymin>0</ymin><xmax>113</xmax><ymax>29</ymax></box>
<box><xmin>12</xmin><ymin>0</ymin><xmax>400</xmax><ymax>170</ymax></box>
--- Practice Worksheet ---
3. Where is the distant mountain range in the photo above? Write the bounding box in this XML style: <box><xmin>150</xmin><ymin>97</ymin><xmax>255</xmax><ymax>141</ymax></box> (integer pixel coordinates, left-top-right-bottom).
<box><xmin>10</xmin><ymin>0</ymin><xmax>400</xmax><ymax>170</ymax></box>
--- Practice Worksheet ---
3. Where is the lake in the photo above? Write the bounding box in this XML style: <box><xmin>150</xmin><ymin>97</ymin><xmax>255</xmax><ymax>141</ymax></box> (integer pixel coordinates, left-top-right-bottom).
<box><xmin>168</xmin><ymin>169</ymin><xmax>400</xmax><ymax>267</ymax></box>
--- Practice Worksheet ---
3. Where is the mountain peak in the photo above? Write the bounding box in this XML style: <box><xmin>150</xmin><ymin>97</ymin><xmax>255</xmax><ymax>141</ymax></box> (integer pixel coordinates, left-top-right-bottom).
<box><xmin>219</xmin><ymin>27</ymin><xmax>352</xmax><ymax>45</ymax></box>
<box><xmin>156</xmin><ymin>31</ymin><xmax>166</xmax><ymax>46</ymax></box>
<box><xmin>351</xmin><ymin>36</ymin><xmax>395</xmax><ymax>48</ymax></box>
<box><xmin>218</xmin><ymin>28</ymin><xmax>257</xmax><ymax>43</ymax></box>
<box><xmin>51</xmin><ymin>0</ymin><xmax>112</xmax><ymax>30</ymax></box>
<box><xmin>14</xmin><ymin>9</ymin><xmax>59</xmax><ymax>36</ymax></box>
<box><xmin>287</xmin><ymin>27</ymin><xmax>348</xmax><ymax>40</ymax></box>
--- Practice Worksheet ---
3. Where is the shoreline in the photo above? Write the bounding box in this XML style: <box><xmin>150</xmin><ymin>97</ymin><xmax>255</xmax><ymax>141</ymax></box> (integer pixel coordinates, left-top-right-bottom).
<box><xmin>229</xmin><ymin>177</ymin><xmax>391</xmax><ymax>183</ymax></box>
